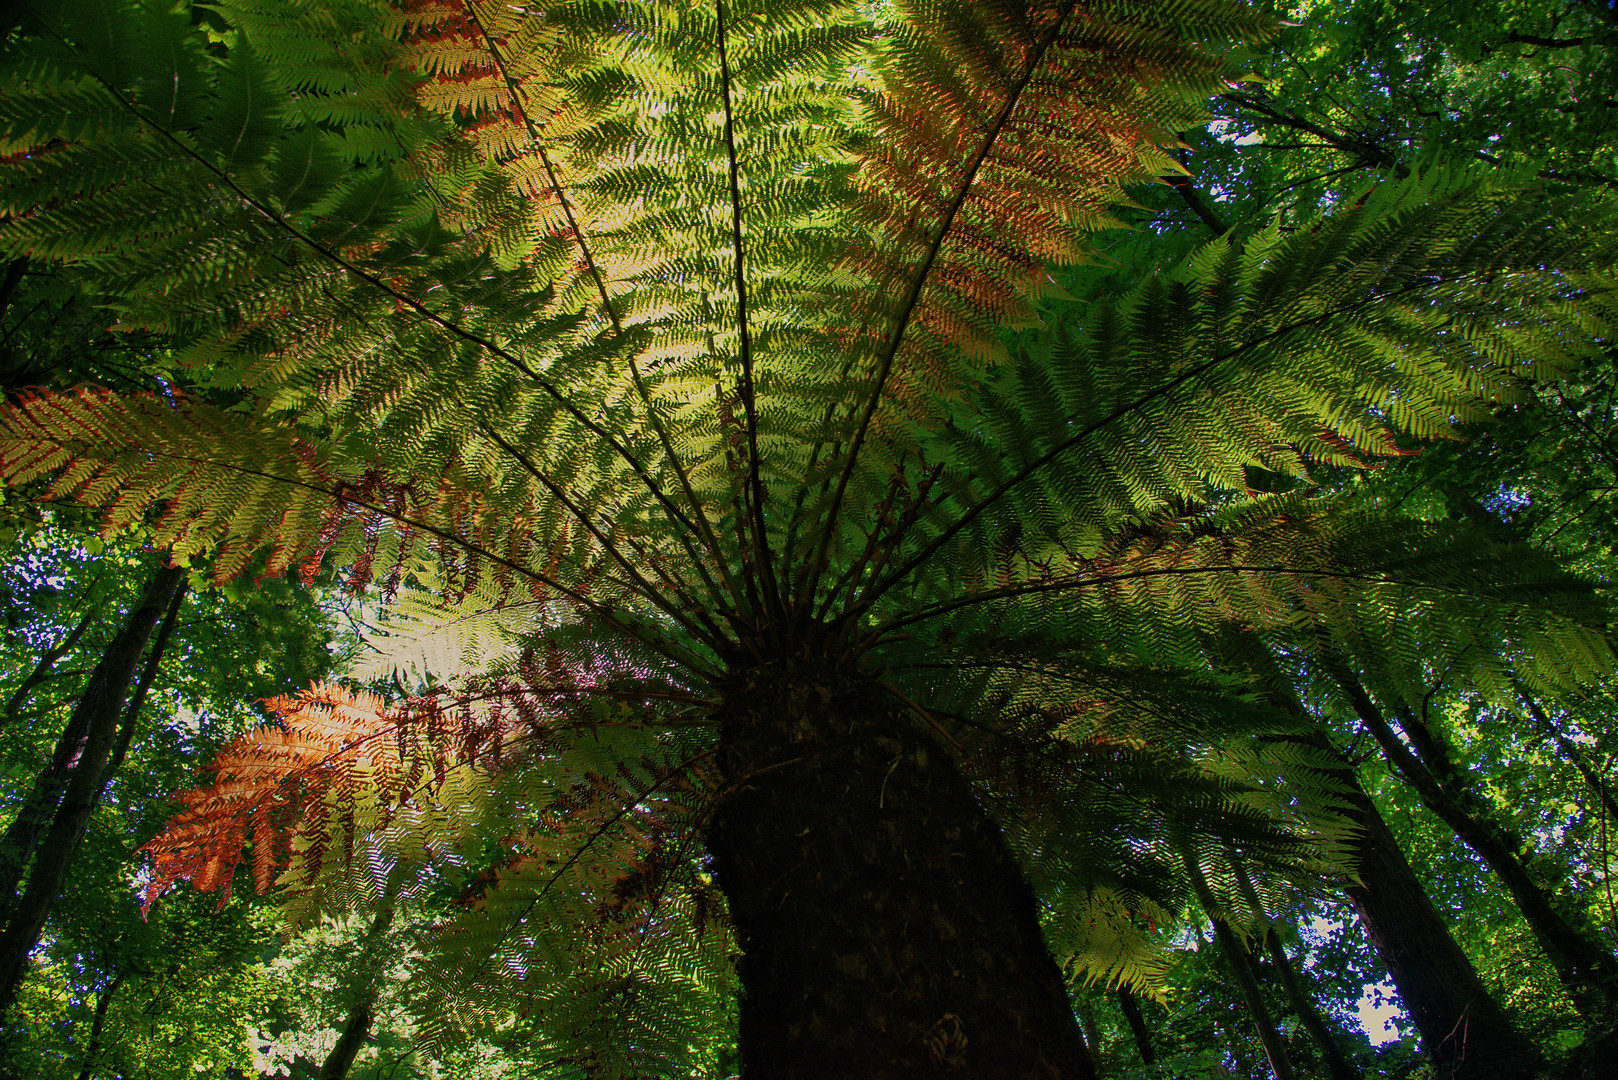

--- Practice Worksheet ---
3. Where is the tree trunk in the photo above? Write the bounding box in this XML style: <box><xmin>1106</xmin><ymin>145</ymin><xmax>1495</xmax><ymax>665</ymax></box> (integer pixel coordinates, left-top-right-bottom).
<box><xmin>313</xmin><ymin>876</ymin><xmax>400</xmax><ymax>1079</ymax></box>
<box><xmin>1228</xmin><ymin>857</ymin><xmax>1360</xmax><ymax>1080</ymax></box>
<box><xmin>707</xmin><ymin>661</ymin><xmax>1092</xmax><ymax>1080</ymax></box>
<box><xmin>318</xmin><ymin>1002</ymin><xmax>376</xmax><ymax>1080</ymax></box>
<box><xmin>97</xmin><ymin>578</ymin><xmax>186</xmax><ymax>798</ymax></box>
<box><xmin>0</xmin><ymin>709</ymin><xmax>93</xmax><ymax>904</ymax></box>
<box><xmin>1334</xmin><ymin>667</ymin><xmax>1618</xmax><ymax>1022</ymax></box>
<box><xmin>0</xmin><ymin>560</ymin><xmax>185</xmax><ymax>1010</ymax></box>
<box><xmin>1187</xmin><ymin>856</ymin><xmax>1297</xmax><ymax>1080</ymax></box>
<box><xmin>0</xmin><ymin>578</ymin><xmax>179</xmax><ymax>905</ymax></box>
<box><xmin>0</xmin><ymin>258</ymin><xmax>25</xmax><ymax>329</ymax></box>
<box><xmin>1074</xmin><ymin>995</ymin><xmax>1106</xmax><ymax>1078</ymax></box>
<box><xmin>1342</xmin><ymin>789</ymin><xmax>1549</xmax><ymax>1078</ymax></box>
<box><xmin>72</xmin><ymin>971</ymin><xmax>123</xmax><ymax>1080</ymax></box>
<box><xmin>1114</xmin><ymin>988</ymin><xmax>1155</xmax><ymax>1066</ymax></box>
<box><xmin>1224</xmin><ymin>642</ymin><xmax>1541</xmax><ymax>1080</ymax></box>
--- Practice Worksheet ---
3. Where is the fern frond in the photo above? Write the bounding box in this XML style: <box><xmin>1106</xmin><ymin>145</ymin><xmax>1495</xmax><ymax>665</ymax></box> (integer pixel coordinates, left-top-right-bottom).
<box><xmin>0</xmin><ymin>389</ymin><xmax>350</xmax><ymax>583</ymax></box>
<box><xmin>861</xmin><ymin>167</ymin><xmax>1618</xmax><ymax>613</ymax></box>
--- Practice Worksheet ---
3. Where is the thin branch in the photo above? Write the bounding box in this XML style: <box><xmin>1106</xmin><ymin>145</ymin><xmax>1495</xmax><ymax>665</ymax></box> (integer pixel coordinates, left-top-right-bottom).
<box><xmin>72</xmin><ymin>971</ymin><xmax>124</xmax><ymax>1080</ymax></box>
<box><xmin>3</xmin><ymin>607</ymin><xmax>94</xmax><ymax>734</ymax></box>
<box><xmin>1504</xmin><ymin>32</ymin><xmax>1590</xmax><ymax>48</ymax></box>
<box><xmin>1166</xmin><ymin>174</ymin><xmax>1229</xmax><ymax>237</ymax></box>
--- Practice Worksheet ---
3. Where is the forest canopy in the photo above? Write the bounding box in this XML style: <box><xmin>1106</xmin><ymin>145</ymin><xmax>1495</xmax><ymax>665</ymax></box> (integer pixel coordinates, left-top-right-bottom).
<box><xmin>1</xmin><ymin>0</ymin><xmax>1617</xmax><ymax>1078</ymax></box>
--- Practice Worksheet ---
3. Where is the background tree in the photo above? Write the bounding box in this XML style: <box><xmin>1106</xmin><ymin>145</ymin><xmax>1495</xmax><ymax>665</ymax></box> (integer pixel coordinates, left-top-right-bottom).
<box><xmin>1020</xmin><ymin>2</ymin><xmax>1618</xmax><ymax>1074</ymax></box>
<box><xmin>0</xmin><ymin>520</ymin><xmax>342</xmax><ymax>1072</ymax></box>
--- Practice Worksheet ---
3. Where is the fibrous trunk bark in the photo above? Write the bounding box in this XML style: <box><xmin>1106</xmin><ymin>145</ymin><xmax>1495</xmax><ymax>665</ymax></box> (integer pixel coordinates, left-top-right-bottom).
<box><xmin>1333</xmin><ymin>667</ymin><xmax>1618</xmax><ymax>1023</ymax></box>
<box><xmin>707</xmin><ymin>661</ymin><xmax>1092</xmax><ymax>1080</ymax></box>
<box><xmin>1074</xmin><ymin>995</ymin><xmax>1106</xmax><ymax>1077</ymax></box>
<box><xmin>0</xmin><ymin>560</ymin><xmax>185</xmax><ymax>1010</ymax></box>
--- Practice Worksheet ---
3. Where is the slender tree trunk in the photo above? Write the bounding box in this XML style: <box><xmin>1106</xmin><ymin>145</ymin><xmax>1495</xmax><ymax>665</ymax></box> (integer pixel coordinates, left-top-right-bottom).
<box><xmin>707</xmin><ymin>661</ymin><xmax>1093</xmax><ymax>1080</ymax></box>
<box><xmin>72</xmin><ymin>971</ymin><xmax>123</xmax><ymax>1080</ymax></box>
<box><xmin>0</xmin><ymin>560</ymin><xmax>185</xmax><ymax>1011</ymax></box>
<box><xmin>1114</xmin><ymin>988</ymin><xmax>1156</xmax><ymax>1067</ymax></box>
<box><xmin>1220</xmin><ymin>636</ymin><xmax>1541</xmax><ymax>1080</ymax></box>
<box><xmin>1075</xmin><ymin>995</ymin><xmax>1106</xmax><ymax>1078</ymax></box>
<box><xmin>1186</xmin><ymin>856</ymin><xmax>1297</xmax><ymax>1080</ymax></box>
<box><xmin>0</xmin><ymin>711</ymin><xmax>93</xmax><ymax>904</ymax></box>
<box><xmin>0</xmin><ymin>259</ymin><xmax>25</xmax><ymax>328</ymax></box>
<box><xmin>1321</xmin><ymin>732</ymin><xmax>1544</xmax><ymax>1080</ymax></box>
<box><xmin>318</xmin><ymin>1001</ymin><xmax>376</xmax><ymax>1080</ymax></box>
<box><xmin>0</xmin><ymin>577</ymin><xmax>177</xmax><ymax>902</ymax></box>
<box><xmin>1333</xmin><ymin>667</ymin><xmax>1618</xmax><ymax>1021</ymax></box>
<box><xmin>313</xmin><ymin>878</ymin><xmax>400</xmax><ymax>1080</ymax></box>
<box><xmin>1167</xmin><ymin>142</ymin><xmax>1230</xmax><ymax>239</ymax></box>
<box><xmin>97</xmin><ymin>578</ymin><xmax>185</xmax><ymax>798</ymax></box>
<box><xmin>1228</xmin><ymin>857</ymin><xmax>1360</xmax><ymax>1080</ymax></box>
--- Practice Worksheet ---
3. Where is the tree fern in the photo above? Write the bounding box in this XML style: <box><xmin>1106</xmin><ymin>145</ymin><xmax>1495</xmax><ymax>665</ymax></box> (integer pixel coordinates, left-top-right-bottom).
<box><xmin>5</xmin><ymin>0</ymin><xmax>1618</xmax><ymax>1074</ymax></box>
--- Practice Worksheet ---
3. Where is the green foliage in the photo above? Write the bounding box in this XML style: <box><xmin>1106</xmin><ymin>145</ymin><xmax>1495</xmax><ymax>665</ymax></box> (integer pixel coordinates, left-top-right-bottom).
<box><xmin>0</xmin><ymin>520</ymin><xmax>342</xmax><ymax>1074</ymax></box>
<box><xmin>10</xmin><ymin>883</ymin><xmax>272</xmax><ymax>1079</ymax></box>
<box><xmin>3</xmin><ymin>0</ymin><xmax>1618</xmax><ymax>1075</ymax></box>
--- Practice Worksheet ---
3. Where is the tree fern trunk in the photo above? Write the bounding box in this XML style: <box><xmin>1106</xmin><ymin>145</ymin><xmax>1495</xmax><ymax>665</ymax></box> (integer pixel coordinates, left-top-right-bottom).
<box><xmin>0</xmin><ymin>560</ymin><xmax>184</xmax><ymax>1011</ymax></box>
<box><xmin>1206</xmin><ymin>914</ymin><xmax>1297</xmax><ymax>1080</ymax></box>
<box><xmin>707</xmin><ymin>661</ymin><xmax>1092</xmax><ymax>1080</ymax></box>
<box><xmin>0</xmin><ymin>711</ymin><xmax>92</xmax><ymax>905</ymax></box>
<box><xmin>0</xmin><ymin>579</ymin><xmax>181</xmax><ymax>902</ymax></box>
<box><xmin>1074</xmin><ymin>994</ymin><xmax>1107</xmax><ymax>1077</ymax></box>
